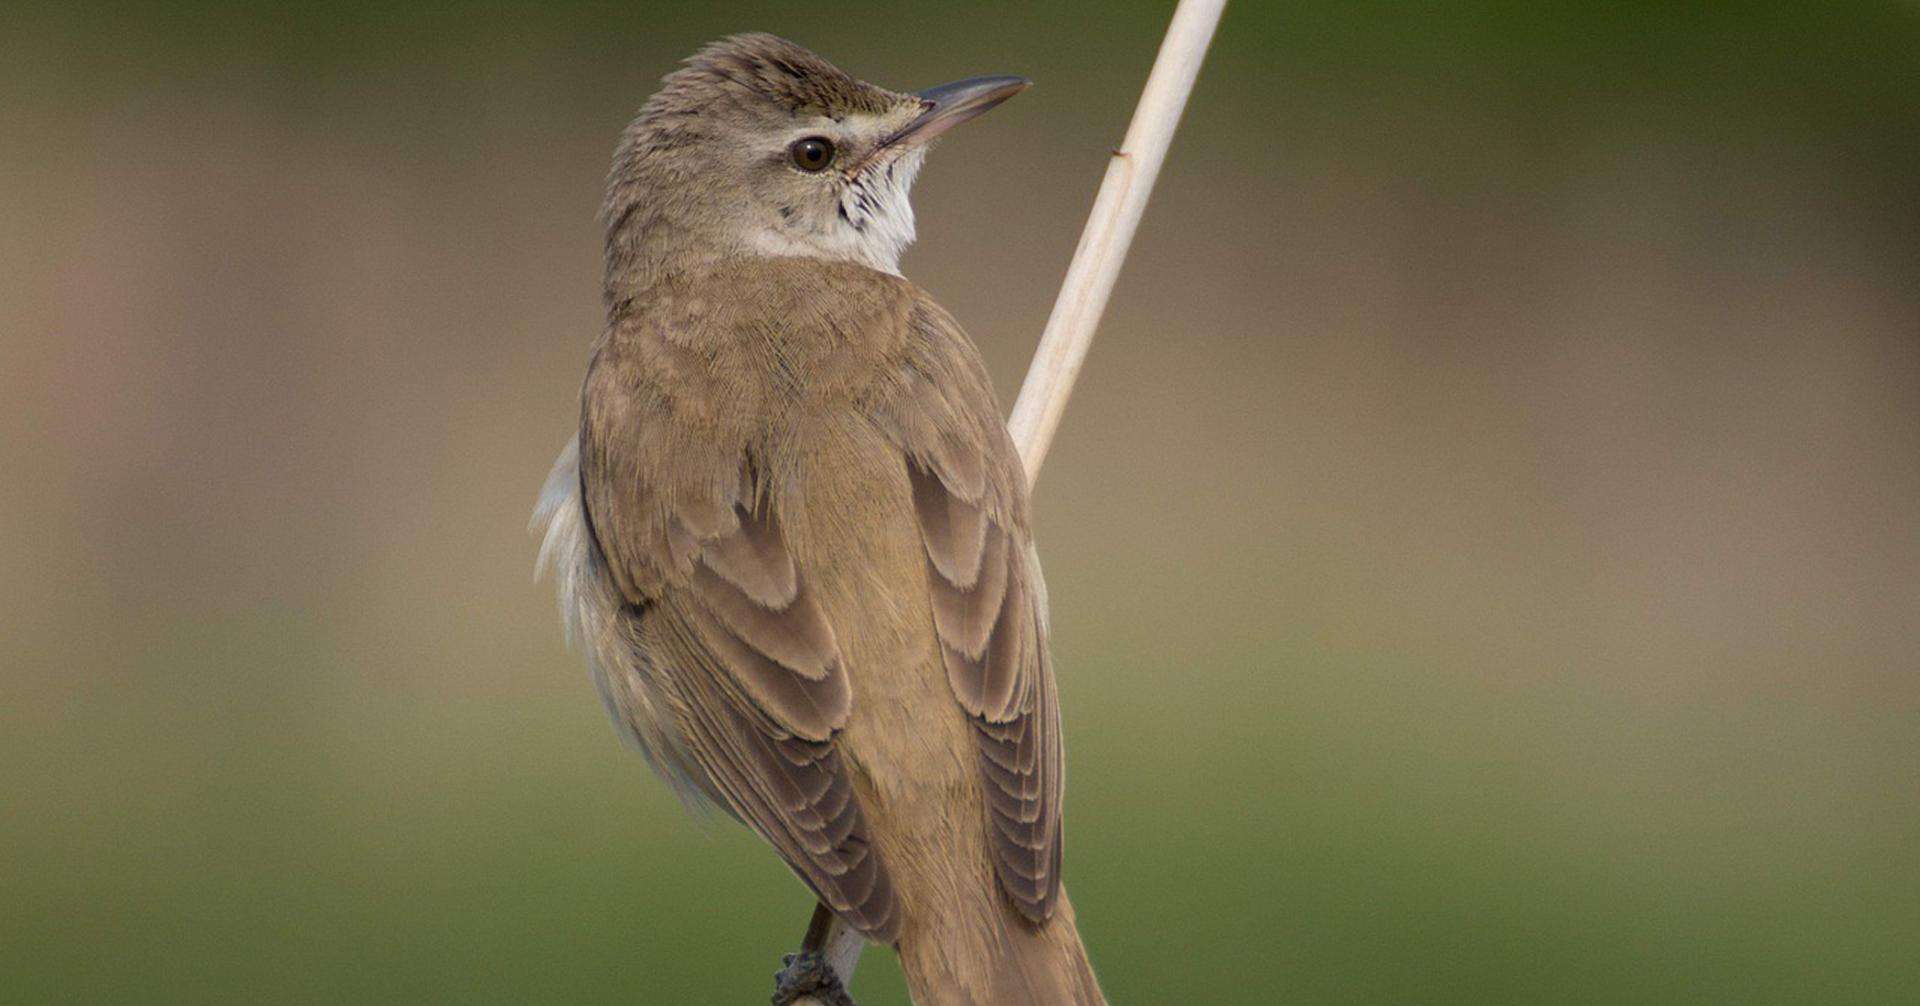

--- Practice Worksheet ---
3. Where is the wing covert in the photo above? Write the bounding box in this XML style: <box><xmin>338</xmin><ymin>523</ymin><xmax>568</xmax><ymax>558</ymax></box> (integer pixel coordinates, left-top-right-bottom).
<box><xmin>580</xmin><ymin>349</ymin><xmax>898</xmax><ymax>940</ymax></box>
<box><xmin>879</xmin><ymin>297</ymin><xmax>1065</xmax><ymax>924</ymax></box>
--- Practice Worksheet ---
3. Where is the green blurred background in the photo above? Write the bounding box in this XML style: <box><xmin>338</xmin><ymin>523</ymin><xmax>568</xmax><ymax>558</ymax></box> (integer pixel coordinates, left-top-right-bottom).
<box><xmin>5</xmin><ymin>1</ymin><xmax>1918</xmax><ymax>1002</ymax></box>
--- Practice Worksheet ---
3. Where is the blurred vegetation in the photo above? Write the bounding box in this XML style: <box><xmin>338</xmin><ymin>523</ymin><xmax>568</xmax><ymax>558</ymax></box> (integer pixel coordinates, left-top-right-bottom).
<box><xmin>4</xmin><ymin>1</ymin><xmax>1917</xmax><ymax>1003</ymax></box>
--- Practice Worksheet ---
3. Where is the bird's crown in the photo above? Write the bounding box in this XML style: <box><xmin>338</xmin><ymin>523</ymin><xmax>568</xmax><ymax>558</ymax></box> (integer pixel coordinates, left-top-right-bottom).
<box><xmin>661</xmin><ymin>33</ymin><xmax>908</xmax><ymax>118</ymax></box>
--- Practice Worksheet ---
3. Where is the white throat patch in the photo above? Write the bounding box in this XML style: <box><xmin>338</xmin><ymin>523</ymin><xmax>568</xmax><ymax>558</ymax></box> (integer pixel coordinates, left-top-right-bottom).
<box><xmin>750</xmin><ymin>146</ymin><xmax>926</xmax><ymax>276</ymax></box>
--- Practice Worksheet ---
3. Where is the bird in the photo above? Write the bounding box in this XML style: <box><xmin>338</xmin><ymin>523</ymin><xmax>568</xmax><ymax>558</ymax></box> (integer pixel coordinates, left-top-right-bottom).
<box><xmin>534</xmin><ymin>33</ymin><xmax>1104</xmax><ymax>1005</ymax></box>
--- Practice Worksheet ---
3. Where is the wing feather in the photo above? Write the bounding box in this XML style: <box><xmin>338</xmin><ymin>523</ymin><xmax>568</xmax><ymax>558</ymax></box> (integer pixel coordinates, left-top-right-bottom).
<box><xmin>880</xmin><ymin>297</ymin><xmax>1065</xmax><ymax>925</ymax></box>
<box><xmin>580</xmin><ymin>347</ymin><xmax>898</xmax><ymax>941</ymax></box>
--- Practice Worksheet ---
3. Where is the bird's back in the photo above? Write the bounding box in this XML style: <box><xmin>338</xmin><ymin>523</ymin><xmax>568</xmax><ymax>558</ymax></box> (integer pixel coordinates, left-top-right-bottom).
<box><xmin>566</xmin><ymin>257</ymin><xmax>1102</xmax><ymax>1003</ymax></box>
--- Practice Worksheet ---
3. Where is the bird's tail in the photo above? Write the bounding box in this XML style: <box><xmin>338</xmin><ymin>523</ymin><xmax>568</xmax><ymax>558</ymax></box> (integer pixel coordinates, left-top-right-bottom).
<box><xmin>896</xmin><ymin>887</ymin><xmax>1105</xmax><ymax>1005</ymax></box>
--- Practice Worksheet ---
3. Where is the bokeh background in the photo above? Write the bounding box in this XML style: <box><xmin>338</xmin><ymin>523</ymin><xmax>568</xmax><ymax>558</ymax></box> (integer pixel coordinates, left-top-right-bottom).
<box><xmin>5</xmin><ymin>1</ymin><xmax>1918</xmax><ymax>1002</ymax></box>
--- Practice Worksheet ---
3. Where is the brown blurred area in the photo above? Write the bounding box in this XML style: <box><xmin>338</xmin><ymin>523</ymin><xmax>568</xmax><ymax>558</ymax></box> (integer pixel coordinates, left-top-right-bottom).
<box><xmin>4</xmin><ymin>2</ymin><xmax>1916</xmax><ymax>1002</ymax></box>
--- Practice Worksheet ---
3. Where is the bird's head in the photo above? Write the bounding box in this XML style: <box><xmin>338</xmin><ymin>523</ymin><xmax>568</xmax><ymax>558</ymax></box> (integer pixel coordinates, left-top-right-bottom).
<box><xmin>601</xmin><ymin>33</ymin><xmax>1028</xmax><ymax>302</ymax></box>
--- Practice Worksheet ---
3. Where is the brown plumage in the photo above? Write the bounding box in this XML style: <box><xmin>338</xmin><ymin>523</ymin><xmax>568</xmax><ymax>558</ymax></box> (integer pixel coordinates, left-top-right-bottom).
<box><xmin>537</xmin><ymin>35</ymin><xmax>1102</xmax><ymax>1003</ymax></box>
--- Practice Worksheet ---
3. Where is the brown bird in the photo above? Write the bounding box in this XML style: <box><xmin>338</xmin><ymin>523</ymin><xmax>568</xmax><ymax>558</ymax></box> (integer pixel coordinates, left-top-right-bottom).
<box><xmin>534</xmin><ymin>34</ymin><xmax>1104</xmax><ymax>1005</ymax></box>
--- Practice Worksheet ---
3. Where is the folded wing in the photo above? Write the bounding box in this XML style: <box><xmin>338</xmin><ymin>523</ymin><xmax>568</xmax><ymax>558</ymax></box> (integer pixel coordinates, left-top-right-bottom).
<box><xmin>580</xmin><ymin>354</ymin><xmax>898</xmax><ymax>941</ymax></box>
<box><xmin>878</xmin><ymin>298</ymin><xmax>1064</xmax><ymax>924</ymax></box>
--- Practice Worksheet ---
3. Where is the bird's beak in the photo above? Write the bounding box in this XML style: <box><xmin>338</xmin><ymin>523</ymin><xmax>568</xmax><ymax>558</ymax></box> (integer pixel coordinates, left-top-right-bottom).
<box><xmin>890</xmin><ymin>75</ymin><xmax>1031</xmax><ymax>148</ymax></box>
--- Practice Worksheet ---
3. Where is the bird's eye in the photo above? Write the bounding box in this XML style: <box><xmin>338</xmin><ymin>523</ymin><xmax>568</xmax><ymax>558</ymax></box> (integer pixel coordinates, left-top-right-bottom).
<box><xmin>789</xmin><ymin>136</ymin><xmax>835</xmax><ymax>173</ymax></box>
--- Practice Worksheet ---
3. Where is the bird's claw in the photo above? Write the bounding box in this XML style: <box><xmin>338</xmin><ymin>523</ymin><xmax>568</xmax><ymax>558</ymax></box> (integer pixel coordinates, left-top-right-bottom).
<box><xmin>771</xmin><ymin>949</ymin><xmax>855</xmax><ymax>1006</ymax></box>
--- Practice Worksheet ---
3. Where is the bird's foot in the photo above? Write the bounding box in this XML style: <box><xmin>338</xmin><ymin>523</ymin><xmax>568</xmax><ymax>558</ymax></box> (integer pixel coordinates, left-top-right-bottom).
<box><xmin>772</xmin><ymin>949</ymin><xmax>855</xmax><ymax>1006</ymax></box>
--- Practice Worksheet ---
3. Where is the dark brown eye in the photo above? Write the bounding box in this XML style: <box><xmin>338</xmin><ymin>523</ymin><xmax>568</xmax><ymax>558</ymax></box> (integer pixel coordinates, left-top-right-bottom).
<box><xmin>789</xmin><ymin>136</ymin><xmax>835</xmax><ymax>173</ymax></box>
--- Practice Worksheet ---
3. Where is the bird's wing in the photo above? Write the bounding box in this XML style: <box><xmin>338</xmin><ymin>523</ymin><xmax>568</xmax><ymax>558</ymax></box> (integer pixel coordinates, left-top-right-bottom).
<box><xmin>875</xmin><ymin>295</ymin><xmax>1064</xmax><ymax>924</ymax></box>
<box><xmin>578</xmin><ymin>347</ymin><xmax>898</xmax><ymax>942</ymax></box>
